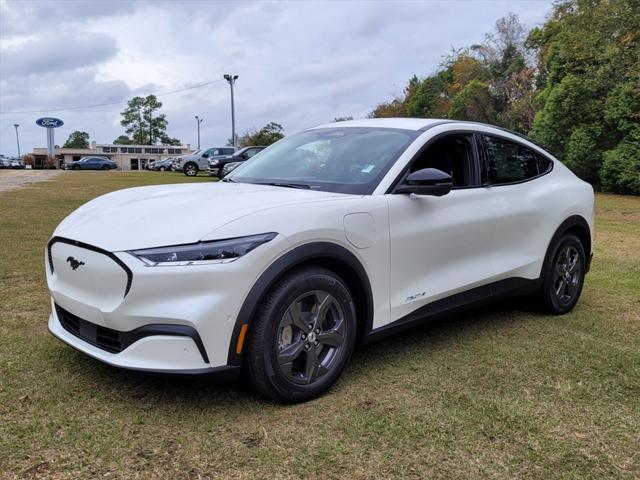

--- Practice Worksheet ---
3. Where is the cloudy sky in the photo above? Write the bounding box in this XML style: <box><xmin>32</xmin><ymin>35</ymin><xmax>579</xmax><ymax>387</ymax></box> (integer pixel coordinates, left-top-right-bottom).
<box><xmin>0</xmin><ymin>0</ymin><xmax>553</xmax><ymax>155</ymax></box>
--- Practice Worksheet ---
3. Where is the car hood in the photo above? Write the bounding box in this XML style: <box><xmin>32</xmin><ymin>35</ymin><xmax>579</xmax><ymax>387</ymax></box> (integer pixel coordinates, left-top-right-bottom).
<box><xmin>54</xmin><ymin>182</ymin><xmax>347</xmax><ymax>251</ymax></box>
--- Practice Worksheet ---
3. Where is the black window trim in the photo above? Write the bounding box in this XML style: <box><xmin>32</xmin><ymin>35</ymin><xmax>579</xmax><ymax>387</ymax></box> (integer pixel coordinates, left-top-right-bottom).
<box><xmin>386</xmin><ymin>129</ymin><xmax>484</xmax><ymax>194</ymax></box>
<box><xmin>478</xmin><ymin>132</ymin><xmax>555</xmax><ymax>188</ymax></box>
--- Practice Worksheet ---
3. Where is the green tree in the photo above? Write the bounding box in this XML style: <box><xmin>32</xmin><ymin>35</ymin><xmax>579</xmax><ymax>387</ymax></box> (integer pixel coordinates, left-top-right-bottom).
<box><xmin>113</xmin><ymin>135</ymin><xmax>133</xmax><ymax>145</ymax></box>
<box><xmin>237</xmin><ymin>122</ymin><xmax>285</xmax><ymax>147</ymax></box>
<box><xmin>63</xmin><ymin>131</ymin><xmax>90</xmax><ymax>149</ymax></box>
<box><xmin>529</xmin><ymin>0</ymin><xmax>640</xmax><ymax>193</ymax></box>
<box><xmin>119</xmin><ymin>95</ymin><xmax>181</xmax><ymax>145</ymax></box>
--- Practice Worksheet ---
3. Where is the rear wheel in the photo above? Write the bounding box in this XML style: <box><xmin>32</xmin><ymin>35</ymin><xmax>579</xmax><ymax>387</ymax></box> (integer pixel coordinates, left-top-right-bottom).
<box><xmin>538</xmin><ymin>233</ymin><xmax>586</xmax><ymax>314</ymax></box>
<box><xmin>246</xmin><ymin>266</ymin><xmax>357</xmax><ymax>403</ymax></box>
<box><xmin>184</xmin><ymin>163</ymin><xmax>198</xmax><ymax>176</ymax></box>
<box><xmin>159</xmin><ymin>166</ymin><xmax>166</xmax><ymax>172</ymax></box>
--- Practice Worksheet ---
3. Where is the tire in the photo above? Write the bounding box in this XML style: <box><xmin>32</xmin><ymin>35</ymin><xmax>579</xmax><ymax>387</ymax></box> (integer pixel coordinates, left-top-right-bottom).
<box><xmin>246</xmin><ymin>266</ymin><xmax>357</xmax><ymax>403</ymax></box>
<box><xmin>183</xmin><ymin>163</ymin><xmax>198</xmax><ymax>176</ymax></box>
<box><xmin>73</xmin><ymin>165</ymin><xmax>80</xmax><ymax>170</ymax></box>
<box><xmin>538</xmin><ymin>233</ymin><xmax>586</xmax><ymax>314</ymax></box>
<box><xmin>102</xmin><ymin>165</ymin><xmax>109</xmax><ymax>170</ymax></box>
<box><xmin>159</xmin><ymin>167</ymin><xmax>166</xmax><ymax>172</ymax></box>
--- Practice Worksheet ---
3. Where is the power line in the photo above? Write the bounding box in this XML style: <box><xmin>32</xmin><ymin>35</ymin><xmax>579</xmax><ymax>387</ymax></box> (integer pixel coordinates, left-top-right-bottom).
<box><xmin>0</xmin><ymin>78</ymin><xmax>226</xmax><ymax>115</ymax></box>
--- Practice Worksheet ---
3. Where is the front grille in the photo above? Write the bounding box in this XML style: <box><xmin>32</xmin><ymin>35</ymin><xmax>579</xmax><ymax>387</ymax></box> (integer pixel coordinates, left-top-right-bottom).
<box><xmin>56</xmin><ymin>304</ymin><xmax>122</xmax><ymax>353</ymax></box>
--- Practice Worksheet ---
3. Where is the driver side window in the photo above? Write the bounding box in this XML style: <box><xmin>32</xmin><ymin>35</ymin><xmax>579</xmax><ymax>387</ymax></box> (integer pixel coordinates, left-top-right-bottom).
<box><xmin>408</xmin><ymin>134</ymin><xmax>477</xmax><ymax>187</ymax></box>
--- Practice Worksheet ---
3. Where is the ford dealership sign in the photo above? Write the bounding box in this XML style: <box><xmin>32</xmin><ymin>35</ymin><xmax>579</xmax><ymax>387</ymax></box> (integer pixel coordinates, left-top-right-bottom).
<box><xmin>36</xmin><ymin>117</ymin><xmax>64</xmax><ymax>128</ymax></box>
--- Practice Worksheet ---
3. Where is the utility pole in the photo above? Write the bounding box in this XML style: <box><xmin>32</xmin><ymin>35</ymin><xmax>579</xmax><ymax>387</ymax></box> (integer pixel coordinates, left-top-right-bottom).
<box><xmin>195</xmin><ymin>115</ymin><xmax>203</xmax><ymax>149</ymax></box>
<box><xmin>13</xmin><ymin>124</ymin><xmax>21</xmax><ymax>158</ymax></box>
<box><xmin>223</xmin><ymin>74</ymin><xmax>239</xmax><ymax>146</ymax></box>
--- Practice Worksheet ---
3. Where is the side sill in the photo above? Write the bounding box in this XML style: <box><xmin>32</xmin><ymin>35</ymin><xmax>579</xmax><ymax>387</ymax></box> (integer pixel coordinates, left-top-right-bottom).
<box><xmin>363</xmin><ymin>277</ymin><xmax>540</xmax><ymax>345</ymax></box>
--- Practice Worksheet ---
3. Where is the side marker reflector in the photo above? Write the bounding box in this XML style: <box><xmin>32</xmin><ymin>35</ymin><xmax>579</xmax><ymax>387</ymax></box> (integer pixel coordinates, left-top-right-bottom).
<box><xmin>236</xmin><ymin>324</ymin><xmax>249</xmax><ymax>354</ymax></box>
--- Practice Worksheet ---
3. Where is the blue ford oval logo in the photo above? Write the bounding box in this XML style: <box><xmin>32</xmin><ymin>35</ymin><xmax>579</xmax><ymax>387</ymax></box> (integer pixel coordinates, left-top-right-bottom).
<box><xmin>36</xmin><ymin>117</ymin><xmax>64</xmax><ymax>128</ymax></box>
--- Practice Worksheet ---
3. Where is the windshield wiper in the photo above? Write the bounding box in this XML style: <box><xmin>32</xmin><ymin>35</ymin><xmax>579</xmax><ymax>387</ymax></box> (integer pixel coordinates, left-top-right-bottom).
<box><xmin>256</xmin><ymin>182</ymin><xmax>311</xmax><ymax>189</ymax></box>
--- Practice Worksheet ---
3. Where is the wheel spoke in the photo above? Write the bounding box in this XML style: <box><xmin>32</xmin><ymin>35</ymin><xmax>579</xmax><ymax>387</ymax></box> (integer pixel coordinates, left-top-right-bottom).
<box><xmin>304</xmin><ymin>347</ymin><xmax>321</xmax><ymax>383</ymax></box>
<box><xmin>568</xmin><ymin>255</ymin><xmax>579</xmax><ymax>273</ymax></box>
<box><xmin>317</xmin><ymin>319</ymin><xmax>345</xmax><ymax>347</ymax></box>
<box><xmin>278</xmin><ymin>339</ymin><xmax>306</xmax><ymax>366</ymax></box>
<box><xmin>284</xmin><ymin>301</ymin><xmax>311</xmax><ymax>332</ymax></box>
<box><xmin>555</xmin><ymin>279</ymin><xmax>566</xmax><ymax>297</ymax></box>
<box><xmin>313</xmin><ymin>291</ymin><xmax>333</xmax><ymax>325</ymax></box>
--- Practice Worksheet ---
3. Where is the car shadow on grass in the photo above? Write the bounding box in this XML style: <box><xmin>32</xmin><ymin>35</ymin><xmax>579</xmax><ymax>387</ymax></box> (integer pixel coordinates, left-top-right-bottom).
<box><xmin>59</xmin><ymin>296</ymin><xmax>545</xmax><ymax>407</ymax></box>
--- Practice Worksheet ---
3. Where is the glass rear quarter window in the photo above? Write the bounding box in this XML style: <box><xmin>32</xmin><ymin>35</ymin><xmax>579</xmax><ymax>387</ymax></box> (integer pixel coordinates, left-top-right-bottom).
<box><xmin>483</xmin><ymin>135</ymin><xmax>541</xmax><ymax>184</ymax></box>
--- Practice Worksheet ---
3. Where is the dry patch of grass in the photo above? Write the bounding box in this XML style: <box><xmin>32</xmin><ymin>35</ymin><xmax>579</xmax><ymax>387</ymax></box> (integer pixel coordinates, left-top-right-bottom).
<box><xmin>1</xmin><ymin>173</ymin><xmax>638</xmax><ymax>479</ymax></box>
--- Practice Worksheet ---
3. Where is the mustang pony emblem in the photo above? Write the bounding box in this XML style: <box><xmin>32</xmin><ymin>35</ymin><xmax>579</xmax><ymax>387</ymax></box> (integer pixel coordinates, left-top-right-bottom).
<box><xmin>66</xmin><ymin>256</ymin><xmax>85</xmax><ymax>270</ymax></box>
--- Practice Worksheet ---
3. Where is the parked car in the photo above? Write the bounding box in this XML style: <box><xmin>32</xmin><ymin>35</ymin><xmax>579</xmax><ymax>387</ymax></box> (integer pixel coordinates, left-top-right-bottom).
<box><xmin>208</xmin><ymin>146</ymin><xmax>266</xmax><ymax>178</ymax></box>
<box><xmin>219</xmin><ymin>161</ymin><xmax>243</xmax><ymax>178</ymax></box>
<box><xmin>45</xmin><ymin>118</ymin><xmax>594</xmax><ymax>403</ymax></box>
<box><xmin>65</xmin><ymin>157</ymin><xmax>117</xmax><ymax>170</ymax></box>
<box><xmin>174</xmin><ymin>147</ymin><xmax>236</xmax><ymax>176</ymax></box>
<box><xmin>150</xmin><ymin>157</ymin><xmax>174</xmax><ymax>171</ymax></box>
<box><xmin>9</xmin><ymin>158</ymin><xmax>26</xmax><ymax>169</ymax></box>
<box><xmin>0</xmin><ymin>156</ymin><xmax>10</xmax><ymax>168</ymax></box>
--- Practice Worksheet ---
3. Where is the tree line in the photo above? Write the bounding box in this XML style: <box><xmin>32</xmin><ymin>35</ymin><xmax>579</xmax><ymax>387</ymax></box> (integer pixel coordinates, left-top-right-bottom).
<box><xmin>369</xmin><ymin>0</ymin><xmax>639</xmax><ymax>194</ymax></box>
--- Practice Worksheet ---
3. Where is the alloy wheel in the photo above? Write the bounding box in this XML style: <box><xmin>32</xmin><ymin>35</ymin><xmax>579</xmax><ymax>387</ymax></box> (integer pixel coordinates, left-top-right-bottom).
<box><xmin>276</xmin><ymin>290</ymin><xmax>346</xmax><ymax>385</ymax></box>
<box><xmin>553</xmin><ymin>245</ymin><xmax>581</xmax><ymax>307</ymax></box>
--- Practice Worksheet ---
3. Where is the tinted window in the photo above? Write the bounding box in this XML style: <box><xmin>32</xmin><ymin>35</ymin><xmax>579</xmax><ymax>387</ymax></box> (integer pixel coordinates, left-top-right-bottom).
<box><xmin>483</xmin><ymin>135</ymin><xmax>542</xmax><ymax>184</ymax></box>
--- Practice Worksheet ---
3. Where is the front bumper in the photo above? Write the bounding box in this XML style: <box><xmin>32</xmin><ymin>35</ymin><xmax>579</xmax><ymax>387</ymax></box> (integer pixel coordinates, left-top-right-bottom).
<box><xmin>48</xmin><ymin>303</ymin><xmax>233</xmax><ymax>374</ymax></box>
<box><xmin>46</xmin><ymin>234</ymin><xmax>289</xmax><ymax>374</ymax></box>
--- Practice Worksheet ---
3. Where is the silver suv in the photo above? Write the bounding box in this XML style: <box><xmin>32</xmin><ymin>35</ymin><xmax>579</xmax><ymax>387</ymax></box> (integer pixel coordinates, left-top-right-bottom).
<box><xmin>174</xmin><ymin>147</ymin><xmax>236</xmax><ymax>176</ymax></box>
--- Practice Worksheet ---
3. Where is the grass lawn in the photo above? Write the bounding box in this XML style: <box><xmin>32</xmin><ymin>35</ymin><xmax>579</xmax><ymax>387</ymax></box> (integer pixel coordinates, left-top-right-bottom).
<box><xmin>1</xmin><ymin>172</ymin><xmax>638</xmax><ymax>479</ymax></box>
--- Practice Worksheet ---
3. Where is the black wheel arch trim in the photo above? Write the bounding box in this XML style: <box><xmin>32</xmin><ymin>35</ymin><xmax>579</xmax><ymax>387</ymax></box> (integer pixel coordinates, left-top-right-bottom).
<box><xmin>226</xmin><ymin>241</ymin><xmax>374</xmax><ymax>367</ymax></box>
<box><xmin>543</xmin><ymin>215</ymin><xmax>592</xmax><ymax>275</ymax></box>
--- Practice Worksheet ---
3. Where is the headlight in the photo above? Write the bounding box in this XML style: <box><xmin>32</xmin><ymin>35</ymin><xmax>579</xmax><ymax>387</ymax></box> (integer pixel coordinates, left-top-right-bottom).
<box><xmin>128</xmin><ymin>233</ymin><xmax>277</xmax><ymax>266</ymax></box>
<box><xmin>209</xmin><ymin>159</ymin><xmax>219</xmax><ymax>166</ymax></box>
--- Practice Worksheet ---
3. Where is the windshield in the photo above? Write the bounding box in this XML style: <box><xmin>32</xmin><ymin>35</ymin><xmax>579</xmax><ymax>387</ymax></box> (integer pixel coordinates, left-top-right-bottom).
<box><xmin>229</xmin><ymin>127</ymin><xmax>418</xmax><ymax>194</ymax></box>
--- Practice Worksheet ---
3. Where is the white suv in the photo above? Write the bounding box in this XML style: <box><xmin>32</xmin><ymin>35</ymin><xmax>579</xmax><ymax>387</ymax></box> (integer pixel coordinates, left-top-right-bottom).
<box><xmin>174</xmin><ymin>146</ymin><xmax>236</xmax><ymax>176</ymax></box>
<box><xmin>46</xmin><ymin>118</ymin><xmax>594</xmax><ymax>402</ymax></box>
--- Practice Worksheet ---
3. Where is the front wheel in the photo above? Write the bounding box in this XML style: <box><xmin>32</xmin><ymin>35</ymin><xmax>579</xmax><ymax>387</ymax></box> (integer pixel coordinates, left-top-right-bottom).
<box><xmin>159</xmin><ymin>166</ymin><xmax>166</xmax><ymax>172</ymax></box>
<box><xmin>183</xmin><ymin>163</ymin><xmax>198</xmax><ymax>176</ymax></box>
<box><xmin>246</xmin><ymin>266</ymin><xmax>357</xmax><ymax>403</ymax></box>
<box><xmin>538</xmin><ymin>233</ymin><xmax>586</xmax><ymax>314</ymax></box>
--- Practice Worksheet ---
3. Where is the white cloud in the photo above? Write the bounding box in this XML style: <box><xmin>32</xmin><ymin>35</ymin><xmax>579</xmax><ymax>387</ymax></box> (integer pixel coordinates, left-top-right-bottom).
<box><xmin>0</xmin><ymin>0</ymin><xmax>552</xmax><ymax>155</ymax></box>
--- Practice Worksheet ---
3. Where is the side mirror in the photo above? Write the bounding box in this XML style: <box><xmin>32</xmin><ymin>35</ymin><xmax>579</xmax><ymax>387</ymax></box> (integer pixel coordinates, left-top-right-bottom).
<box><xmin>395</xmin><ymin>168</ymin><xmax>453</xmax><ymax>196</ymax></box>
<box><xmin>202</xmin><ymin>152</ymin><xmax>209</xmax><ymax>158</ymax></box>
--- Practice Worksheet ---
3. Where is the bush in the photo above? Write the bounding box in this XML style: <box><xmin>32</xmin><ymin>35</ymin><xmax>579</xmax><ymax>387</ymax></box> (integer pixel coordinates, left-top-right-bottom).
<box><xmin>600</xmin><ymin>132</ymin><xmax>640</xmax><ymax>195</ymax></box>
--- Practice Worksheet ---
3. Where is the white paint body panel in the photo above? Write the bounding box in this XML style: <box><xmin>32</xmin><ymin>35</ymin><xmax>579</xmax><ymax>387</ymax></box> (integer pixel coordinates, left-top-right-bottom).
<box><xmin>46</xmin><ymin>119</ymin><xmax>595</xmax><ymax>372</ymax></box>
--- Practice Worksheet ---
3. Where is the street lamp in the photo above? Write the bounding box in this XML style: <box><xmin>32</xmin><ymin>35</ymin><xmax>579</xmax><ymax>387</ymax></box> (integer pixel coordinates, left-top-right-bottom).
<box><xmin>223</xmin><ymin>74</ymin><xmax>239</xmax><ymax>146</ymax></box>
<box><xmin>195</xmin><ymin>115</ymin><xmax>203</xmax><ymax>149</ymax></box>
<box><xmin>13</xmin><ymin>124</ymin><xmax>21</xmax><ymax>158</ymax></box>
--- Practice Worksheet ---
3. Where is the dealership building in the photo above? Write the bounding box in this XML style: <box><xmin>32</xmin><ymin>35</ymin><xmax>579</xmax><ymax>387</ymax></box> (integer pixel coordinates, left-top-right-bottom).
<box><xmin>31</xmin><ymin>142</ymin><xmax>192</xmax><ymax>170</ymax></box>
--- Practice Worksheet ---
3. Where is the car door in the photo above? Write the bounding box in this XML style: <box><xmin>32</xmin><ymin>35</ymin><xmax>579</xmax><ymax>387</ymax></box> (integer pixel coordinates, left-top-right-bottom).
<box><xmin>85</xmin><ymin>158</ymin><xmax>99</xmax><ymax>170</ymax></box>
<box><xmin>385</xmin><ymin>133</ymin><xmax>497</xmax><ymax>323</ymax></box>
<box><xmin>477</xmin><ymin>134</ymin><xmax>557</xmax><ymax>281</ymax></box>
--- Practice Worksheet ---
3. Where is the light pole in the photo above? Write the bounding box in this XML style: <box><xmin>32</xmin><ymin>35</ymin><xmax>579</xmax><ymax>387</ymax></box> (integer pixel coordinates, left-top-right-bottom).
<box><xmin>195</xmin><ymin>115</ymin><xmax>203</xmax><ymax>149</ymax></box>
<box><xmin>13</xmin><ymin>124</ymin><xmax>21</xmax><ymax>158</ymax></box>
<box><xmin>223</xmin><ymin>74</ymin><xmax>238</xmax><ymax>146</ymax></box>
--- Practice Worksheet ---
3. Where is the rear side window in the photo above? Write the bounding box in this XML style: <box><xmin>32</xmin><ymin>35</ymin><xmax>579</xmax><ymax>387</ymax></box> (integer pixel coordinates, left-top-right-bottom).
<box><xmin>482</xmin><ymin>135</ymin><xmax>553</xmax><ymax>185</ymax></box>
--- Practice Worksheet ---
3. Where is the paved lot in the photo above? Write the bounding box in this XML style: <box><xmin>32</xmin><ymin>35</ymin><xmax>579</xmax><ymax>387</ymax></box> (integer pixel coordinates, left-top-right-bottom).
<box><xmin>0</xmin><ymin>170</ymin><xmax>62</xmax><ymax>193</ymax></box>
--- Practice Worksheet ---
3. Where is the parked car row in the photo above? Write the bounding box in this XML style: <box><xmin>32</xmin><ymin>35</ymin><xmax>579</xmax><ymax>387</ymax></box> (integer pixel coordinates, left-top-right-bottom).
<box><xmin>207</xmin><ymin>146</ymin><xmax>266</xmax><ymax>178</ymax></box>
<box><xmin>173</xmin><ymin>146</ymin><xmax>236</xmax><ymax>176</ymax></box>
<box><xmin>56</xmin><ymin>146</ymin><xmax>266</xmax><ymax>176</ymax></box>
<box><xmin>0</xmin><ymin>156</ymin><xmax>25</xmax><ymax>169</ymax></box>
